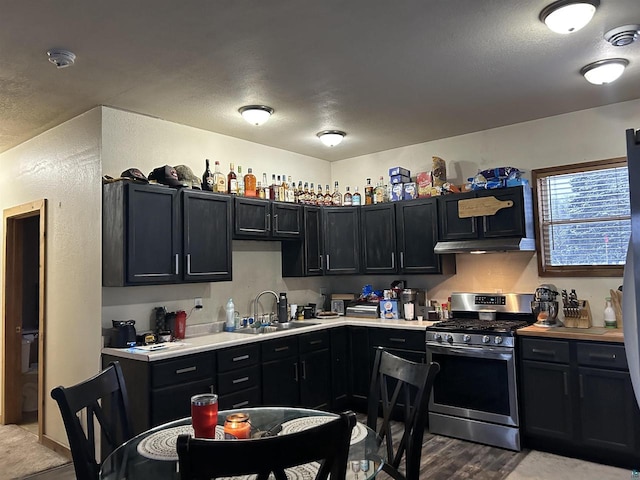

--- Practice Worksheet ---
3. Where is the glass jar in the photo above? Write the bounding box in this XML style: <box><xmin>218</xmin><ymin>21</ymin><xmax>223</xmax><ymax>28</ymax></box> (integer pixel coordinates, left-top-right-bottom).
<box><xmin>224</xmin><ymin>413</ymin><xmax>251</xmax><ymax>439</ymax></box>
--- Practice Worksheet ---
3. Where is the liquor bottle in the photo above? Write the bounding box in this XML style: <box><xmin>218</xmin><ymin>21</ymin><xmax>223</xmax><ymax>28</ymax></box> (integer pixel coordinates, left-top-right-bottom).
<box><xmin>302</xmin><ymin>182</ymin><xmax>309</xmax><ymax>204</ymax></box>
<box><xmin>202</xmin><ymin>159</ymin><xmax>214</xmax><ymax>191</ymax></box>
<box><xmin>309</xmin><ymin>183</ymin><xmax>316</xmax><ymax>205</ymax></box>
<box><xmin>212</xmin><ymin>161</ymin><xmax>226</xmax><ymax>193</ymax></box>
<box><xmin>317</xmin><ymin>184</ymin><xmax>323</xmax><ymax>205</ymax></box>
<box><xmin>287</xmin><ymin>176</ymin><xmax>295</xmax><ymax>202</ymax></box>
<box><xmin>227</xmin><ymin>163</ymin><xmax>238</xmax><ymax>195</ymax></box>
<box><xmin>352</xmin><ymin>186</ymin><xmax>362</xmax><ymax>206</ymax></box>
<box><xmin>324</xmin><ymin>184</ymin><xmax>331</xmax><ymax>206</ymax></box>
<box><xmin>270</xmin><ymin>174</ymin><xmax>277</xmax><ymax>200</ymax></box>
<box><xmin>332</xmin><ymin>181</ymin><xmax>342</xmax><ymax>206</ymax></box>
<box><xmin>257</xmin><ymin>181</ymin><xmax>265</xmax><ymax>199</ymax></box>
<box><xmin>244</xmin><ymin>168</ymin><xmax>256</xmax><ymax>197</ymax></box>
<box><xmin>294</xmin><ymin>181</ymin><xmax>300</xmax><ymax>203</ymax></box>
<box><xmin>278</xmin><ymin>175</ymin><xmax>286</xmax><ymax>202</ymax></box>
<box><xmin>374</xmin><ymin>176</ymin><xmax>385</xmax><ymax>204</ymax></box>
<box><xmin>237</xmin><ymin>165</ymin><xmax>245</xmax><ymax>196</ymax></box>
<box><xmin>344</xmin><ymin>186</ymin><xmax>353</xmax><ymax>206</ymax></box>
<box><xmin>364</xmin><ymin>178</ymin><xmax>374</xmax><ymax>205</ymax></box>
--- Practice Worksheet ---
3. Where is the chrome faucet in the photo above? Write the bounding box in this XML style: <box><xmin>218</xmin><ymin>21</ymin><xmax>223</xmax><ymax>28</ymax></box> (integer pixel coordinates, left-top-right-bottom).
<box><xmin>254</xmin><ymin>290</ymin><xmax>279</xmax><ymax>323</ymax></box>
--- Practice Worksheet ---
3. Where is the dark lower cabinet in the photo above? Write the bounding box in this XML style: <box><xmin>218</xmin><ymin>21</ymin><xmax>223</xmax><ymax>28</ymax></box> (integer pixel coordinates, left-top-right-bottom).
<box><xmin>216</xmin><ymin>344</ymin><xmax>261</xmax><ymax>410</ymax></box>
<box><xmin>331</xmin><ymin>328</ymin><xmax>349</xmax><ymax>411</ymax></box>
<box><xmin>349</xmin><ymin>327</ymin><xmax>371</xmax><ymax>412</ymax></box>
<box><xmin>519</xmin><ymin>337</ymin><xmax>640</xmax><ymax>469</ymax></box>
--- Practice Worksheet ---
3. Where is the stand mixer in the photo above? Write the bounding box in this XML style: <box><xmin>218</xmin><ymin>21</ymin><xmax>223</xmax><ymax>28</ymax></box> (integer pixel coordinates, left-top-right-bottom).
<box><xmin>531</xmin><ymin>284</ymin><xmax>561</xmax><ymax>327</ymax></box>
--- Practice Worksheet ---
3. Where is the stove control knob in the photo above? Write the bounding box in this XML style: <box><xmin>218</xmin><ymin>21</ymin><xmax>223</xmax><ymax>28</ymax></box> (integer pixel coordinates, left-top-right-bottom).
<box><xmin>494</xmin><ymin>336</ymin><xmax>503</xmax><ymax>345</ymax></box>
<box><xmin>434</xmin><ymin>333</ymin><xmax>442</xmax><ymax>342</ymax></box>
<box><xmin>463</xmin><ymin>334</ymin><xmax>471</xmax><ymax>343</ymax></box>
<box><xmin>482</xmin><ymin>335</ymin><xmax>490</xmax><ymax>344</ymax></box>
<box><xmin>445</xmin><ymin>334</ymin><xmax>454</xmax><ymax>343</ymax></box>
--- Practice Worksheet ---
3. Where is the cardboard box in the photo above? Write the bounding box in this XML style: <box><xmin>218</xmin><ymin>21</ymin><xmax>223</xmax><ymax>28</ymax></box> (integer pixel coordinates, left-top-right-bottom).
<box><xmin>389</xmin><ymin>166</ymin><xmax>410</xmax><ymax>177</ymax></box>
<box><xmin>417</xmin><ymin>171</ymin><xmax>433</xmax><ymax>197</ymax></box>
<box><xmin>380</xmin><ymin>299</ymin><xmax>400</xmax><ymax>319</ymax></box>
<box><xmin>403</xmin><ymin>182</ymin><xmax>418</xmax><ymax>200</ymax></box>
<box><xmin>391</xmin><ymin>183</ymin><xmax>404</xmax><ymax>201</ymax></box>
<box><xmin>390</xmin><ymin>174</ymin><xmax>411</xmax><ymax>184</ymax></box>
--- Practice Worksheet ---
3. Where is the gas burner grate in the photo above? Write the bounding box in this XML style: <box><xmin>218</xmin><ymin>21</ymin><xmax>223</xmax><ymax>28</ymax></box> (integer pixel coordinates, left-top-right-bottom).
<box><xmin>430</xmin><ymin>319</ymin><xmax>530</xmax><ymax>333</ymax></box>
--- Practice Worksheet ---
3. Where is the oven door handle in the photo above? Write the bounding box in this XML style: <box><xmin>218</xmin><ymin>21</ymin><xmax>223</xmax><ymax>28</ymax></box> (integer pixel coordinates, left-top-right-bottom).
<box><xmin>426</xmin><ymin>344</ymin><xmax>514</xmax><ymax>357</ymax></box>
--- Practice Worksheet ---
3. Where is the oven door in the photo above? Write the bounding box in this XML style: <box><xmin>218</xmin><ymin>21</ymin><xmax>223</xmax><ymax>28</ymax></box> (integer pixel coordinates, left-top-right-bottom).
<box><xmin>426</xmin><ymin>342</ymin><xmax>519</xmax><ymax>426</ymax></box>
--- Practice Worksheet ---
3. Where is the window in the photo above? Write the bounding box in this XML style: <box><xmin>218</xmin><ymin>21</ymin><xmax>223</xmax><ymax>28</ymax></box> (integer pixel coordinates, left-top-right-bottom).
<box><xmin>533</xmin><ymin>157</ymin><xmax>629</xmax><ymax>277</ymax></box>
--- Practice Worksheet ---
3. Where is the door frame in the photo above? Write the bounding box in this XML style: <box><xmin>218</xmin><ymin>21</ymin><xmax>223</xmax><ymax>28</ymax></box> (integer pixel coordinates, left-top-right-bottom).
<box><xmin>2</xmin><ymin>199</ymin><xmax>46</xmax><ymax>439</ymax></box>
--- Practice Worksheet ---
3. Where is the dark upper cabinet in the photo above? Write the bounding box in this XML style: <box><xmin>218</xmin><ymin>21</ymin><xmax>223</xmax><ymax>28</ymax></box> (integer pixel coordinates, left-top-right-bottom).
<box><xmin>281</xmin><ymin>206</ymin><xmax>323</xmax><ymax>277</ymax></box>
<box><xmin>182</xmin><ymin>190</ymin><xmax>232</xmax><ymax>282</ymax></box>
<box><xmin>103</xmin><ymin>182</ymin><xmax>232</xmax><ymax>286</ymax></box>
<box><xmin>396</xmin><ymin>198</ymin><xmax>455</xmax><ymax>274</ymax></box>
<box><xmin>360</xmin><ymin>204</ymin><xmax>397</xmax><ymax>274</ymax></box>
<box><xmin>233</xmin><ymin>198</ymin><xmax>303</xmax><ymax>240</ymax></box>
<box><xmin>323</xmin><ymin>207</ymin><xmax>360</xmax><ymax>274</ymax></box>
<box><xmin>438</xmin><ymin>185</ymin><xmax>533</xmax><ymax>241</ymax></box>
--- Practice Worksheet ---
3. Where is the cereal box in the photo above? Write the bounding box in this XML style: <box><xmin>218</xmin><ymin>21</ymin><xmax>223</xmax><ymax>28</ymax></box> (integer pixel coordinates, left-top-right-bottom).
<box><xmin>417</xmin><ymin>171</ymin><xmax>433</xmax><ymax>197</ymax></box>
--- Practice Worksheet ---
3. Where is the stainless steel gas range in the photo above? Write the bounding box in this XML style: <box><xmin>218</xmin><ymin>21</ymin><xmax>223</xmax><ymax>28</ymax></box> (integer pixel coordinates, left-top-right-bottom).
<box><xmin>426</xmin><ymin>292</ymin><xmax>534</xmax><ymax>451</ymax></box>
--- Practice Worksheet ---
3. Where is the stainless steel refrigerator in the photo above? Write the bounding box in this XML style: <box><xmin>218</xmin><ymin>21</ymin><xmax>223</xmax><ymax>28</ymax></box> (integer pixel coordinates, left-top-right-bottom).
<box><xmin>624</xmin><ymin>127</ymin><xmax>640</xmax><ymax>409</ymax></box>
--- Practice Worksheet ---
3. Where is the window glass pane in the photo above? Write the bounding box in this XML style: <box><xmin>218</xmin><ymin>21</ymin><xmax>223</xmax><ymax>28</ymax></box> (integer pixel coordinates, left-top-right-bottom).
<box><xmin>548</xmin><ymin>221</ymin><xmax>630</xmax><ymax>266</ymax></box>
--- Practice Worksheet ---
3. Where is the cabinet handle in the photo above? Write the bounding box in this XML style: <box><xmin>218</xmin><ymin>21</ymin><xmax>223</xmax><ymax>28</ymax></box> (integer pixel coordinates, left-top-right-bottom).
<box><xmin>274</xmin><ymin>346</ymin><xmax>290</xmax><ymax>352</ymax></box>
<box><xmin>319</xmin><ymin>255</ymin><xmax>323</xmax><ymax>270</ymax></box>
<box><xmin>266</xmin><ymin>213</ymin><xmax>271</xmax><ymax>231</ymax></box>
<box><xmin>209</xmin><ymin>385</ymin><xmax>215</xmax><ymax>394</ymax></box>
<box><xmin>400</xmin><ymin>251</ymin><xmax>404</xmax><ymax>268</ymax></box>
<box><xmin>232</xmin><ymin>400</ymin><xmax>249</xmax><ymax>408</ymax></box>
<box><xmin>186</xmin><ymin>254</ymin><xmax>192</xmax><ymax>275</ymax></box>
<box><xmin>302</xmin><ymin>360</ymin><xmax>307</xmax><ymax>380</ymax></box>
<box><xmin>309</xmin><ymin>340</ymin><xmax>322</xmax><ymax>346</ymax></box>
<box><xmin>294</xmin><ymin>362</ymin><xmax>299</xmax><ymax>382</ymax></box>
<box><xmin>233</xmin><ymin>354</ymin><xmax>250</xmax><ymax>362</ymax></box>
<box><xmin>563</xmin><ymin>372</ymin><xmax>568</xmax><ymax>396</ymax></box>
<box><xmin>176</xmin><ymin>366</ymin><xmax>197</xmax><ymax>375</ymax></box>
<box><xmin>579</xmin><ymin>374</ymin><xmax>584</xmax><ymax>398</ymax></box>
<box><xmin>175</xmin><ymin>254</ymin><xmax>179</xmax><ymax>275</ymax></box>
<box><xmin>391</xmin><ymin>252</ymin><xmax>395</xmax><ymax>269</ymax></box>
<box><xmin>326</xmin><ymin>255</ymin><xmax>330</xmax><ymax>270</ymax></box>
<box><xmin>232</xmin><ymin>376</ymin><xmax>249</xmax><ymax>384</ymax></box>
<box><xmin>588</xmin><ymin>353</ymin><xmax>616</xmax><ymax>361</ymax></box>
<box><xmin>274</xmin><ymin>214</ymin><xmax>278</xmax><ymax>232</ymax></box>
<box><xmin>389</xmin><ymin>338</ymin><xmax>406</xmax><ymax>343</ymax></box>
<box><xmin>531</xmin><ymin>348</ymin><xmax>555</xmax><ymax>358</ymax></box>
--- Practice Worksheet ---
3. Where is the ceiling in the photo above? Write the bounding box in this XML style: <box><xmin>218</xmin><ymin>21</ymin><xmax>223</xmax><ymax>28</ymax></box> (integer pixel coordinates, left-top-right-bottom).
<box><xmin>1</xmin><ymin>1</ymin><xmax>640</xmax><ymax>162</ymax></box>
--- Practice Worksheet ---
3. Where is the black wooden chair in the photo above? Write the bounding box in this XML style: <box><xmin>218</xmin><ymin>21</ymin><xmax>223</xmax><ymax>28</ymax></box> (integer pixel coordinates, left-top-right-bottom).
<box><xmin>366</xmin><ymin>346</ymin><xmax>440</xmax><ymax>480</ymax></box>
<box><xmin>177</xmin><ymin>410</ymin><xmax>357</xmax><ymax>480</ymax></box>
<box><xmin>51</xmin><ymin>361</ymin><xmax>134</xmax><ymax>480</ymax></box>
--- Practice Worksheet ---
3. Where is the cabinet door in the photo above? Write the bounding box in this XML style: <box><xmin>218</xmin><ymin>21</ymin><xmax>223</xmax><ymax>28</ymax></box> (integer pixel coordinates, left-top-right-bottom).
<box><xmin>578</xmin><ymin>366</ymin><xmax>640</xmax><ymax>455</ymax></box>
<box><xmin>438</xmin><ymin>191</ymin><xmax>477</xmax><ymax>241</ymax></box>
<box><xmin>521</xmin><ymin>360</ymin><xmax>573</xmax><ymax>442</ymax></box>
<box><xmin>477</xmin><ymin>187</ymin><xmax>527</xmax><ymax>238</ymax></box>
<box><xmin>300</xmin><ymin>348</ymin><xmax>331</xmax><ymax>409</ymax></box>
<box><xmin>272</xmin><ymin>202</ymin><xmax>303</xmax><ymax>239</ymax></box>
<box><xmin>361</xmin><ymin>204</ymin><xmax>397</xmax><ymax>274</ymax></box>
<box><xmin>151</xmin><ymin>379</ymin><xmax>213</xmax><ymax>427</ymax></box>
<box><xmin>349</xmin><ymin>327</ymin><xmax>370</xmax><ymax>409</ymax></box>
<box><xmin>396</xmin><ymin>199</ymin><xmax>443</xmax><ymax>274</ymax></box>
<box><xmin>280</xmin><ymin>206</ymin><xmax>323</xmax><ymax>277</ymax></box>
<box><xmin>234</xmin><ymin>197</ymin><xmax>270</xmax><ymax>238</ymax></box>
<box><xmin>323</xmin><ymin>207</ymin><xmax>360</xmax><ymax>274</ymax></box>
<box><xmin>262</xmin><ymin>356</ymin><xmax>299</xmax><ymax>406</ymax></box>
<box><xmin>126</xmin><ymin>184</ymin><xmax>180</xmax><ymax>284</ymax></box>
<box><xmin>183</xmin><ymin>191</ymin><xmax>232</xmax><ymax>282</ymax></box>
<box><xmin>331</xmin><ymin>328</ymin><xmax>349</xmax><ymax>411</ymax></box>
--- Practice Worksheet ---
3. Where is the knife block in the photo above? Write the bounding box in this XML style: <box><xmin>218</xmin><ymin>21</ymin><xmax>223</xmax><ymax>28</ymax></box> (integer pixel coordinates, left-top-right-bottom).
<box><xmin>563</xmin><ymin>300</ymin><xmax>592</xmax><ymax>328</ymax></box>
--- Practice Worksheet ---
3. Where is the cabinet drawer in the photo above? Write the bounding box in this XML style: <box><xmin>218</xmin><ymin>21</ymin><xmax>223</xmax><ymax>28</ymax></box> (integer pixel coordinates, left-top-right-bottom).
<box><xmin>151</xmin><ymin>378</ymin><xmax>213</xmax><ymax>427</ymax></box>
<box><xmin>217</xmin><ymin>344</ymin><xmax>260</xmax><ymax>372</ymax></box>
<box><xmin>261</xmin><ymin>337</ymin><xmax>299</xmax><ymax>362</ymax></box>
<box><xmin>369</xmin><ymin>328</ymin><xmax>425</xmax><ymax>352</ymax></box>
<box><xmin>299</xmin><ymin>330</ymin><xmax>330</xmax><ymax>354</ymax></box>
<box><xmin>218</xmin><ymin>386</ymin><xmax>261</xmax><ymax>410</ymax></box>
<box><xmin>217</xmin><ymin>365</ymin><xmax>261</xmax><ymax>395</ymax></box>
<box><xmin>577</xmin><ymin>342</ymin><xmax>628</xmax><ymax>369</ymax></box>
<box><xmin>151</xmin><ymin>353</ymin><xmax>215</xmax><ymax>389</ymax></box>
<box><xmin>521</xmin><ymin>338</ymin><xmax>569</xmax><ymax>364</ymax></box>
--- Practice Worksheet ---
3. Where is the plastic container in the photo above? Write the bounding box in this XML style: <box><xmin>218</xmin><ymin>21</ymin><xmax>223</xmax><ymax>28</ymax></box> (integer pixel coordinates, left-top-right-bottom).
<box><xmin>174</xmin><ymin>310</ymin><xmax>187</xmax><ymax>339</ymax></box>
<box><xmin>604</xmin><ymin>297</ymin><xmax>617</xmax><ymax>328</ymax></box>
<box><xmin>278</xmin><ymin>293</ymin><xmax>288</xmax><ymax>323</ymax></box>
<box><xmin>225</xmin><ymin>298</ymin><xmax>236</xmax><ymax>332</ymax></box>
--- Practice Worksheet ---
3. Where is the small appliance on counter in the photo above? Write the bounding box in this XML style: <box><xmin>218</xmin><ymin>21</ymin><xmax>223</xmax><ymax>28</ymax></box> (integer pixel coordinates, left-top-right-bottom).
<box><xmin>531</xmin><ymin>284</ymin><xmax>561</xmax><ymax>327</ymax></box>
<box><xmin>401</xmin><ymin>288</ymin><xmax>427</xmax><ymax>320</ymax></box>
<box><xmin>346</xmin><ymin>301</ymin><xmax>380</xmax><ymax>318</ymax></box>
<box><xmin>110</xmin><ymin>320</ymin><xmax>137</xmax><ymax>348</ymax></box>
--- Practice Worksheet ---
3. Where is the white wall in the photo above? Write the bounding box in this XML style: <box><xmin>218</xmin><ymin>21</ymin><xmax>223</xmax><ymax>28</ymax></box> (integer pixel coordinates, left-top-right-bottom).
<box><xmin>100</xmin><ymin>107</ymin><xmax>332</xmax><ymax>332</ymax></box>
<box><xmin>0</xmin><ymin>108</ymin><xmax>102</xmax><ymax>444</ymax></box>
<box><xmin>331</xmin><ymin>99</ymin><xmax>640</xmax><ymax>324</ymax></box>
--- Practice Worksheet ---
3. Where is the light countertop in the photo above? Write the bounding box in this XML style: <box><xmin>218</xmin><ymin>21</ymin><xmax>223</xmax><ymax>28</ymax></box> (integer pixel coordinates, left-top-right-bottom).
<box><xmin>102</xmin><ymin>316</ymin><xmax>439</xmax><ymax>362</ymax></box>
<box><xmin>517</xmin><ymin>325</ymin><xmax>625</xmax><ymax>343</ymax></box>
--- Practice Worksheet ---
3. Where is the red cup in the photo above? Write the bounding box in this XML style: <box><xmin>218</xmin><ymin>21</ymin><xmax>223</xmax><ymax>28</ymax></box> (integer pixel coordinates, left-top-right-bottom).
<box><xmin>191</xmin><ymin>394</ymin><xmax>218</xmax><ymax>438</ymax></box>
<box><xmin>175</xmin><ymin>310</ymin><xmax>187</xmax><ymax>339</ymax></box>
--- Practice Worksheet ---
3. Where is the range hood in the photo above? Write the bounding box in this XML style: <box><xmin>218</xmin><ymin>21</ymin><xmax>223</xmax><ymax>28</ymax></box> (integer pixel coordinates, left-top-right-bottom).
<box><xmin>434</xmin><ymin>237</ymin><xmax>536</xmax><ymax>254</ymax></box>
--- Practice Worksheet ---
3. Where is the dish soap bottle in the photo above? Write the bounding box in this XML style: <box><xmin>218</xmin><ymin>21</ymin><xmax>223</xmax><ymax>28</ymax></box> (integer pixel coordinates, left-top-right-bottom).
<box><xmin>603</xmin><ymin>297</ymin><xmax>616</xmax><ymax>328</ymax></box>
<box><xmin>225</xmin><ymin>298</ymin><xmax>236</xmax><ymax>332</ymax></box>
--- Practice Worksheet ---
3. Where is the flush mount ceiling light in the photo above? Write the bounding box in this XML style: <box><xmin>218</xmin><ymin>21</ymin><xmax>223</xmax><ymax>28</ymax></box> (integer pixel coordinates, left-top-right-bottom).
<box><xmin>238</xmin><ymin>105</ymin><xmax>274</xmax><ymax>126</ymax></box>
<box><xmin>46</xmin><ymin>48</ymin><xmax>76</xmax><ymax>69</ymax></box>
<box><xmin>580</xmin><ymin>59</ymin><xmax>629</xmax><ymax>85</ymax></box>
<box><xmin>540</xmin><ymin>0</ymin><xmax>599</xmax><ymax>34</ymax></box>
<box><xmin>317</xmin><ymin>130</ymin><xmax>346</xmax><ymax>147</ymax></box>
<box><xmin>604</xmin><ymin>24</ymin><xmax>640</xmax><ymax>47</ymax></box>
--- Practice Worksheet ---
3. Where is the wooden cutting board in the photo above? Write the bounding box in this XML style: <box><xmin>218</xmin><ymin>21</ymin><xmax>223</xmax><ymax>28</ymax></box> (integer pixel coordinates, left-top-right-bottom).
<box><xmin>458</xmin><ymin>196</ymin><xmax>514</xmax><ymax>218</ymax></box>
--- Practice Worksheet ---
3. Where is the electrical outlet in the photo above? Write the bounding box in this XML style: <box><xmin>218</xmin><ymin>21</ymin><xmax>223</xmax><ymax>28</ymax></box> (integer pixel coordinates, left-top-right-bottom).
<box><xmin>194</xmin><ymin>297</ymin><xmax>203</xmax><ymax>308</ymax></box>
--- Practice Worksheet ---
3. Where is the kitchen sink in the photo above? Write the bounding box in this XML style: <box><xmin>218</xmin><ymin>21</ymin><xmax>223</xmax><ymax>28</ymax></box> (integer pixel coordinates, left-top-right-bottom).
<box><xmin>232</xmin><ymin>321</ymin><xmax>319</xmax><ymax>335</ymax></box>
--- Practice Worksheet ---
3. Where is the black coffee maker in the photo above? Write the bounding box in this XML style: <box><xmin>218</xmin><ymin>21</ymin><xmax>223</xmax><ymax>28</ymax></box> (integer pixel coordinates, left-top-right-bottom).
<box><xmin>110</xmin><ymin>320</ymin><xmax>137</xmax><ymax>348</ymax></box>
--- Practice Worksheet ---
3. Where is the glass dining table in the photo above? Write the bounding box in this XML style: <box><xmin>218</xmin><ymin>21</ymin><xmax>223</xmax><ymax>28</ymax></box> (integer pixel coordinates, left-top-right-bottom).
<box><xmin>99</xmin><ymin>407</ymin><xmax>383</xmax><ymax>480</ymax></box>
